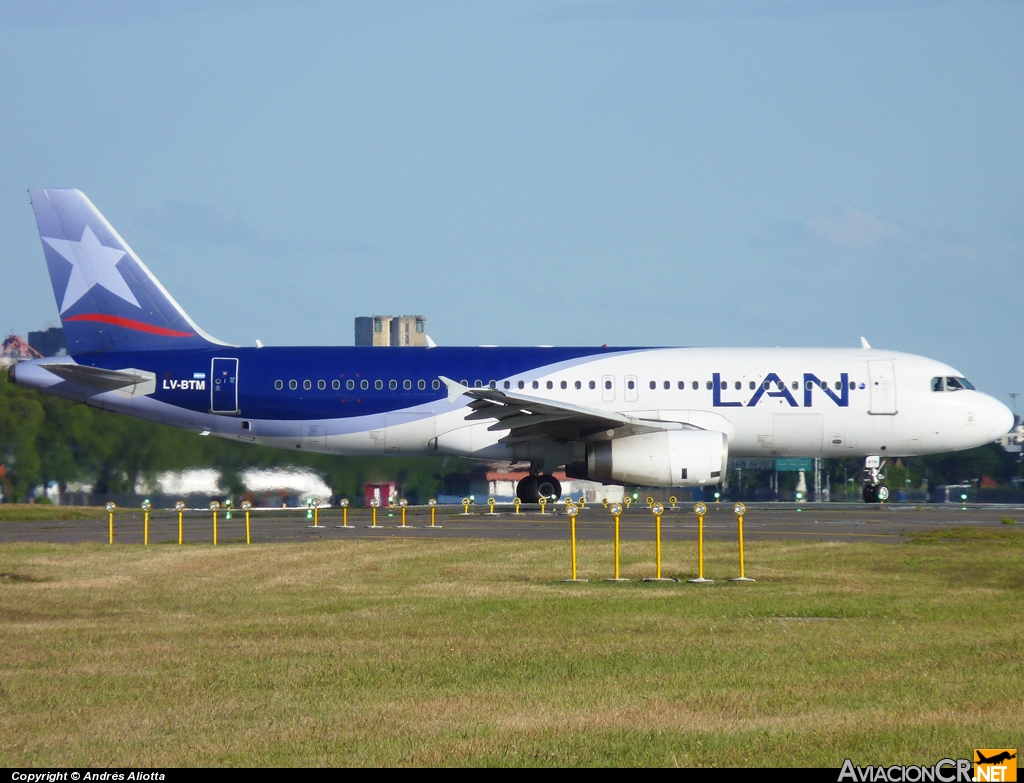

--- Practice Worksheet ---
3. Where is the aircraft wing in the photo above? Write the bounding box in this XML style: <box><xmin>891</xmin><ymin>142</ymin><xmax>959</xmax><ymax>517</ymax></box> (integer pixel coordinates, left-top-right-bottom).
<box><xmin>439</xmin><ymin>376</ymin><xmax>687</xmax><ymax>443</ymax></box>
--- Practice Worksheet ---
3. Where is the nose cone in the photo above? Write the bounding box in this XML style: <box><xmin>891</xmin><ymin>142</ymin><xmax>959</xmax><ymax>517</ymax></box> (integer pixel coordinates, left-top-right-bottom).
<box><xmin>989</xmin><ymin>397</ymin><xmax>1015</xmax><ymax>440</ymax></box>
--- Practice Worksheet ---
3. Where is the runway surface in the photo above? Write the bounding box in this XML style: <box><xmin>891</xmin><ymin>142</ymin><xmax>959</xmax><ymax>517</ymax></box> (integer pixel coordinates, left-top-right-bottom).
<box><xmin>2</xmin><ymin>502</ymin><xmax>1021</xmax><ymax>546</ymax></box>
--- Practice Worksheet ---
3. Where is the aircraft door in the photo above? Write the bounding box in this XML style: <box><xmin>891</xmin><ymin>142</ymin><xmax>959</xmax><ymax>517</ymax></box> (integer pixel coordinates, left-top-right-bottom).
<box><xmin>211</xmin><ymin>357</ymin><xmax>238</xmax><ymax>413</ymax></box>
<box><xmin>868</xmin><ymin>360</ymin><xmax>897</xmax><ymax>415</ymax></box>
<box><xmin>624</xmin><ymin>375</ymin><xmax>639</xmax><ymax>402</ymax></box>
<box><xmin>601</xmin><ymin>375</ymin><xmax>615</xmax><ymax>402</ymax></box>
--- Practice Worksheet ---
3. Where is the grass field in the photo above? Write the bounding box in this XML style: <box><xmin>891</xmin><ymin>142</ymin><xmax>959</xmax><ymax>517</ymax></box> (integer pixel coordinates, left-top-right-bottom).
<box><xmin>0</xmin><ymin>504</ymin><xmax>101</xmax><ymax>522</ymax></box>
<box><xmin>0</xmin><ymin>529</ymin><xmax>1022</xmax><ymax>767</ymax></box>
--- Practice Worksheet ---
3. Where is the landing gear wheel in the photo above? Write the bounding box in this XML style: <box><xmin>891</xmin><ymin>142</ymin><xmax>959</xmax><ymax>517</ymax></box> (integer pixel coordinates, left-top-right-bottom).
<box><xmin>863</xmin><ymin>484</ymin><xmax>889</xmax><ymax>503</ymax></box>
<box><xmin>536</xmin><ymin>474</ymin><xmax>561</xmax><ymax>502</ymax></box>
<box><xmin>517</xmin><ymin>476</ymin><xmax>539</xmax><ymax>504</ymax></box>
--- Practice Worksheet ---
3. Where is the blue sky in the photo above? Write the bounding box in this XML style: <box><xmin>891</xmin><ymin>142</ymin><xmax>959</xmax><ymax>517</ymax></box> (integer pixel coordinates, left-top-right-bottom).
<box><xmin>1</xmin><ymin>1</ymin><xmax>1021</xmax><ymax>406</ymax></box>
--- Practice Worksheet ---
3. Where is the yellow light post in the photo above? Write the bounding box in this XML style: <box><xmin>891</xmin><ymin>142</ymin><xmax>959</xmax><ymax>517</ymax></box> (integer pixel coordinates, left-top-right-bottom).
<box><xmin>669</xmin><ymin>495</ymin><xmax>678</xmax><ymax>509</ymax></box>
<box><xmin>513</xmin><ymin>497</ymin><xmax>521</xmax><ymax>514</ymax></box>
<box><xmin>644</xmin><ymin>502</ymin><xmax>676</xmax><ymax>582</ymax></box>
<box><xmin>606</xmin><ymin>502</ymin><xmax>628</xmax><ymax>582</ymax></box>
<box><xmin>106</xmin><ymin>502</ymin><xmax>116</xmax><ymax>545</ymax></box>
<box><xmin>336</xmin><ymin>498</ymin><xmax>351</xmax><ymax>529</ymax></box>
<box><xmin>538</xmin><ymin>496</ymin><xmax>547</xmax><ymax>515</ymax></box>
<box><xmin>209</xmin><ymin>500</ymin><xmax>220</xmax><ymax>546</ymax></box>
<box><xmin>601</xmin><ymin>498</ymin><xmax>609</xmax><ymax>509</ymax></box>
<box><xmin>577</xmin><ymin>495</ymin><xmax>585</xmax><ymax>507</ymax></box>
<box><xmin>141</xmin><ymin>500</ymin><xmax>152</xmax><ymax>546</ymax></box>
<box><xmin>425</xmin><ymin>498</ymin><xmax>441</xmax><ymax>528</ymax></box>
<box><xmin>729</xmin><ymin>503</ymin><xmax>755</xmax><ymax>582</ymax></box>
<box><xmin>623</xmin><ymin>496</ymin><xmax>632</xmax><ymax>509</ymax></box>
<box><xmin>562</xmin><ymin>503</ymin><xmax>586</xmax><ymax>582</ymax></box>
<box><xmin>646</xmin><ymin>496</ymin><xmax>654</xmax><ymax>509</ymax></box>
<box><xmin>688</xmin><ymin>502</ymin><xmax>713</xmax><ymax>584</ymax></box>
<box><xmin>487</xmin><ymin>497</ymin><xmax>497</xmax><ymax>515</ymax></box>
<box><xmin>241</xmin><ymin>500</ymin><xmax>252</xmax><ymax>544</ymax></box>
<box><xmin>175</xmin><ymin>500</ymin><xmax>185</xmax><ymax>545</ymax></box>
<box><xmin>369</xmin><ymin>497</ymin><xmax>380</xmax><ymax>528</ymax></box>
<box><xmin>461</xmin><ymin>497</ymin><xmax>471</xmax><ymax>515</ymax></box>
<box><xmin>397</xmin><ymin>498</ymin><xmax>411</xmax><ymax>528</ymax></box>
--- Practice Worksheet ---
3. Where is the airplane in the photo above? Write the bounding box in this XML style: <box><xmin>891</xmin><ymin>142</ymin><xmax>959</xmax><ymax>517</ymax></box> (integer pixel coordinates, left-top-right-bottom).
<box><xmin>975</xmin><ymin>751</ymin><xmax>1016</xmax><ymax>765</ymax></box>
<box><xmin>7</xmin><ymin>189</ymin><xmax>1015</xmax><ymax>503</ymax></box>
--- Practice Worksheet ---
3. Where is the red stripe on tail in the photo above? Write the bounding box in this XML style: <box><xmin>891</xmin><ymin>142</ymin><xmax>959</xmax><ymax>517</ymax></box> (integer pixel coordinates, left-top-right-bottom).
<box><xmin>65</xmin><ymin>313</ymin><xmax>195</xmax><ymax>338</ymax></box>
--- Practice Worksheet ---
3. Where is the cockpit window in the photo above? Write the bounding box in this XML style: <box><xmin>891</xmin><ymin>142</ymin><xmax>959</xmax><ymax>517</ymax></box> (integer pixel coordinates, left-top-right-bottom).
<box><xmin>934</xmin><ymin>376</ymin><xmax>975</xmax><ymax>392</ymax></box>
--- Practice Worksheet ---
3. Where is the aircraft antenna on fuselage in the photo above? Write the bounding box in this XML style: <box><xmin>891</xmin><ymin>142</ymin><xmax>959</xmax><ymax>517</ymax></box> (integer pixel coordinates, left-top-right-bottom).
<box><xmin>860</xmin><ymin>337</ymin><xmax>872</xmax><ymax>349</ymax></box>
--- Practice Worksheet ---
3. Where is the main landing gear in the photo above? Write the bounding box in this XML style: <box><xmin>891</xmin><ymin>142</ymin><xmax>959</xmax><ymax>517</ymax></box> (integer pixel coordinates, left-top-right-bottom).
<box><xmin>516</xmin><ymin>474</ymin><xmax>562</xmax><ymax>504</ymax></box>
<box><xmin>862</xmin><ymin>456</ymin><xmax>889</xmax><ymax>503</ymax></box>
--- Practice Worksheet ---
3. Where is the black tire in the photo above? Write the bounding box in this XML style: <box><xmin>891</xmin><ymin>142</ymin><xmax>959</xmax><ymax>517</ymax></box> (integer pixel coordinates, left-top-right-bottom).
<box><xmin>863</xmin><ymin>484</ymin><xmax>877</xmax><ymax>503</ymax></box>
<box><xmin>536</xmin><ymin>474</ymin><xmax>562</xmax><ymax>502</ymax></box>
<box><xmin>517</xmin><ymin>476</ymin><xmax>539</xmax><ymax>504</ymax></box>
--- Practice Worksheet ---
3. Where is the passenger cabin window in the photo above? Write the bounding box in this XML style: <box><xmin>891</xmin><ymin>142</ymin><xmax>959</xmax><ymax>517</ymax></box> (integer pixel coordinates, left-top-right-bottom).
<box><xmin>575</xmin><ymin>381</ymin><xmax>582</xmax><ymax>390</ymax></box>
<box><xmin>533</xmin><ymin>381</ymin><xmax>539</xmax><ymax>389</ymax></box>
<box><xmin>518</xmin><ymin>381</ymin><xmax>525</xmax><ymax>389</ymax></box>
<box><xmin>749</xmin><ymin>381</ymin><xmax>755</xmax><ymax>390</ymax></box>
<box><xmin>390</xmin><ymin>380</ymin><xmax>398</xmax><ymax>390</ymax></box>
<box><xmin>318</xmin><ymin>380</ymin><xmax>326</xmax><ymax>390</ymax></box>
<box><xmin>404</xmin><ymin>380</ymin><xmax>412</xmax><ymax>390</ymax></box>
<box><xmin>432</xmin><ymin>380</ymin><xmax>441</xmax><ymax>390</ymax></box>
<box><xmin>692</xmin><ymin>381</ymin><xmax>698</xmax><ymax>390</ymax></box>
<box><xmin>332</xmin><ymin>380</ymin><xmax>340</xmax><ymax>390</ymax></box>
<box><xmin>375</xmin><ymin>380</ymin><xmax>383</xmax><ymax>390</ymax></box>
<box><xmin>605</xmin><ymin>380</ymin><xmax>612</xmax><ymax>390</ymax></box>
<box><xmin>679</xmin><ymin>381</ymin><xmax>685</xmax><ymax>390</ymax></box>
<box><xmin>546</xmin><ymin>381</ymin><xmax>553</xmax><ymax>390</ymax></box>
<box><xmin>734</xmin><ymin>381</ymin><xmax>741</xmax><ymax>390</ymax></box>
<box><xmin>628</xmin><ymin>380</ymin><xmax>635</xmax><ymax>390</ymax></box>
<box><xmin>303</xmin><ymin>380</ymin><xmax>311</xmax><ymax>390</ymax></box>
<box><xmin>289</xmin><ymin>380</ymin><xmax>297</xmax><ymax>390</ymax></box>
<box><xmin>560</xmin><ymin>381</ymin><xmax>567</xmax><ymax>389</ymax></box>
<box><xmin>706</xmin><ymin>381</ymin><xmax>712</xmax><ymax>390</ymax></box>
<box><xmin>361</xmin><ymin>379</ymin><xmax>369</xmax><ymax>390</ymax></box>
<box><xmin>347</xmin><ymin>380</ymin><xmax>355</xmax><ymax>390</ymax></box>
<box><xmin>504</xmin><ymin>381</ymin><xmax>511</xmax><ymax>389</ymax></box>
<box><xmin>589</xmin><ymin>381</ymin><xmax>596</xmax><ymax>390</ymax></box>
<box><xmin>275</xmin><ymin>380</ymin><xmax>283</xmax><ymax>390</ymax></box>
<box><xmin>648</xmin><ymin>380</ymin><xmax>655</xmax><ymax>390</ymax></box>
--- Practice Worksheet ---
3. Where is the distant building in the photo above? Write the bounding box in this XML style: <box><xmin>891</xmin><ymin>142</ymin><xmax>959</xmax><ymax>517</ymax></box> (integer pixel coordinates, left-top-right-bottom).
<box><xmin>0</xmin><ymin>334</ymin><xmax>42</xmax><ymax>368</ymax></box>
<box><xmin>28</xmin><ymin>326</ymin><xmax>66</xmax><ymax>357</ymax></box>
<box><xmin>997</xmin><ymin>416</ymin><xmax>1024</xmax><ymax>453</ymax></box>
<box><xmin>355</xmin><ymin>316</ymin><xmax>425</xmax><ymax>347</ymax></box>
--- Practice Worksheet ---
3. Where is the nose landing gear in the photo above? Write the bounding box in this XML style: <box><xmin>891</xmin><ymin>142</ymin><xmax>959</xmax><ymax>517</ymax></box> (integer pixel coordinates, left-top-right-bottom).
<box><xmin>862</xmin><ymin>456</ymin><xmax>889</xmax><ymax>503</ymax></box>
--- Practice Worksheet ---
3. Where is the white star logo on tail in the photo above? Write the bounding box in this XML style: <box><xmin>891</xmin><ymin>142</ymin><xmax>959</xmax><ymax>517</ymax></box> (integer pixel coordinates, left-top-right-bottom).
<box><xmin>43</xmin><ymin>225</ymin><xmax>139</xmax><ymax>314</ymax></box>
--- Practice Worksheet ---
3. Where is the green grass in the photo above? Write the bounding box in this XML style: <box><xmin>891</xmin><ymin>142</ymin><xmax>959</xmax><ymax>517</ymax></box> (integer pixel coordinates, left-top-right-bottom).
<box><xmin>0</xmin><ymin>504</ymin><xmax>102</xmax><ymax>522</ymax></box>
<box><xmin>1</xmin><ymin>531</ymin><xmax>1022</xmax><ymax>766</ymax></box>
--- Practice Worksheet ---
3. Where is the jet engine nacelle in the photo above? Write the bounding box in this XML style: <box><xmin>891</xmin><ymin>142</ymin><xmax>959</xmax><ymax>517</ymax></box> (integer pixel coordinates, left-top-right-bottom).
<box><xmin>575</xmin><ymin>429</ymin><xmax>727</xmax><ymax>487</ymax></box>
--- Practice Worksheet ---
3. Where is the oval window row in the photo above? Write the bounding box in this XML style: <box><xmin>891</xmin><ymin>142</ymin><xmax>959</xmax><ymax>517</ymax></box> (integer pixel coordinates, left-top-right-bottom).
<box><xmin>275</xmin><ymin>379</ymin><xmax>443</xmax><ymax>392</ymax></box>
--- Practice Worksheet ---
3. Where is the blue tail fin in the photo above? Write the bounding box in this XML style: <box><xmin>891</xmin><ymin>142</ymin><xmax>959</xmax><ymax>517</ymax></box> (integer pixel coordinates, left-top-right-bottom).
<box><xmin>29</xmin><ymin>188</ymin><xmax>228</xmax><ymax>354</ymax></box>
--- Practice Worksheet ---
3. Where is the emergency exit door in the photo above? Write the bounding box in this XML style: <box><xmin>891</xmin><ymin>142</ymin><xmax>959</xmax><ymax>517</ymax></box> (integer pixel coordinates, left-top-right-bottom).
<box><xmin>211</xmin><ymin>357</ymin><xmax>239</xmax><ymax>413</ymax></box>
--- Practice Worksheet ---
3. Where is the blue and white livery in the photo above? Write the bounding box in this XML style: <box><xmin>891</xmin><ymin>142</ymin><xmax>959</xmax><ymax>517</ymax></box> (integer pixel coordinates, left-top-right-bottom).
<box><xmin>10</xmin><ymin>189</ymin><xmax>1014</xmax><ymax>502</ymax></box>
